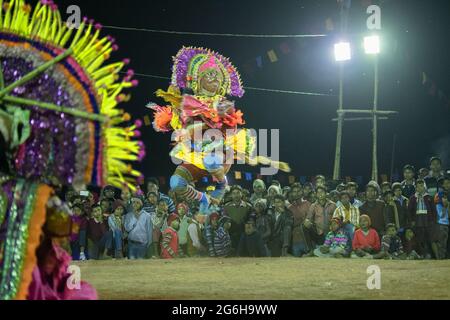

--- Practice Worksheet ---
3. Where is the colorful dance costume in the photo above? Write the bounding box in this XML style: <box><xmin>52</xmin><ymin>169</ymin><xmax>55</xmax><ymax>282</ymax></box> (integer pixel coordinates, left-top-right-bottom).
<box><xmin>150</xmin><ymin>47</ymin><xmax>290</xmax><ymax>213</ymax></box>
<box><xmin>0</xmin><ymin>0</ymin><xmax>144</xmax><ymax>299</ymax></box>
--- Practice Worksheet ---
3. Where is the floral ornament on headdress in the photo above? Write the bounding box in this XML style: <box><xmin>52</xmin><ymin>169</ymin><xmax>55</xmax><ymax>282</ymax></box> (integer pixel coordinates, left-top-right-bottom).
<box><xmin>171</xmin><ymin>47</ymin><xmax>245</xmax><ymax>98</ymax></box>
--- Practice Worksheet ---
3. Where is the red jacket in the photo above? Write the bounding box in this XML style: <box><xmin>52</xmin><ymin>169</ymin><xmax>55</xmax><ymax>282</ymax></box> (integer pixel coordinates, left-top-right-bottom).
<box><xmin>161</xmin><ymin>227</ymin><xmax>179</xmax><ymax>259</ymax></box>
<box><xmin>352</xmin><ymin>228</ymin><xmax>381</xmax><ymax>252</ymax></box>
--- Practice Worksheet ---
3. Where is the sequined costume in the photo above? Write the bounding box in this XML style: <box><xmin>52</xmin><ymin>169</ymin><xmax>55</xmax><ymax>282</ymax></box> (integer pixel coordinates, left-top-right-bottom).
<box><xmin>0</xmin><ymin>0</ymin><xmax>144</xmax><ymax>300</ymax></box>
<box><xmin>149</xmin><ymin>47</ymin><xmax>290</xmax><ymax>213</ymax></box>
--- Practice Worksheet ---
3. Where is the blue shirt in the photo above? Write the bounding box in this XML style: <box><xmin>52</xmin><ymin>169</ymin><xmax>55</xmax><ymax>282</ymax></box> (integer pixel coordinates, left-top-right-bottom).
<box><xmin>124</xmin><ymin>211</ymin><xmax>153</xmax><ymax>245</ymax></box>
<box><xmin>159</xmin><ymin>192</ymin><xmax>176</xmax><ymax>214</ymax></box>
<box><xmin>436</xmin><ymin>203</ymin><xmax>449</xmax><ymax>226</ymax></box>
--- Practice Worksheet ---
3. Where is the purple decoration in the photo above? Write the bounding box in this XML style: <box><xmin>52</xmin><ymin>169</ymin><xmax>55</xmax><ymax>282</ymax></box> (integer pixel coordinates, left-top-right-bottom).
<box><xmin>172</xmin><ymin>47</ymin><xmax>245</xmax><ymax>98</ymax></box>
<box><xmin>3</xmin><ymin>57</ymin><xmax>77</xmax><ymax>186</ymax></box>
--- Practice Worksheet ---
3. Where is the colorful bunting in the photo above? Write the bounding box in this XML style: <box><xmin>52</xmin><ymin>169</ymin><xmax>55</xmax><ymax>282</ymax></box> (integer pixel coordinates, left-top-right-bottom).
<box><xmin>256</xmin><ymin>56</ymin><xmax>263</xmax><ymax>68</ymax></box>
<box><xmin>235</xmin><ymin>171</ymin><xmax>242</xmax><ymax>180</ymax></box>
<box><xmin>267</xmin><ymin>50</ymin><xmax>278</xmax><ymax>63</ymax></box>
<box><xmin>245</xmin><ymin>172</ymin><xmax>253</xmax><ymax>181</ymax></box>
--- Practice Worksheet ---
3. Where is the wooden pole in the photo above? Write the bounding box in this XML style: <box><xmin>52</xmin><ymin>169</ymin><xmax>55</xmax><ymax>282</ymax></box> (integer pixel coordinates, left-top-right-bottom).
<box><xmin>390</xmin><ymin>134</ymin><xmax>397</xmax><ymax>183</ymax></box>
<box><xmin>333</xmin><ymin>64</ymin><xmax>344</xmax><ymax>180</ymax></box>
<box><xmin>371</xmin><ymin>56</ymin><xmax>379</xmax><ymax>181</ymax></box>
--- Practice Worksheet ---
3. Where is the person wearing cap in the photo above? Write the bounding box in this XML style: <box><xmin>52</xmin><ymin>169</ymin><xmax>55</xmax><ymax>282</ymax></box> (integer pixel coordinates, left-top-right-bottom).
<box><xmin>124</xmin><ymin>197</ymin><xmax>153</xmax><ymax>260</ymax></box>
<box><xmin>205</xmin><ymin>213</ymin><xmax>232</xmax><ymax>257</ymax></box>
<box><xmin>161</xmin><ymin>214</ymin><xmax>183</xmax><ymax>259</ymax></box>
<box><xmin>424</xmin><ymin>156</ymin><xmax>445</xmax><ymax>198</ymax></box>
<box><xmin>336</xmin><ymin>182</ymin><xmax>363</xmax><ymax>209</ymax></box>
<box><xmin>237</xmin><ymin>219</ymin><xmax>267</xmax><ymax>257</ymax></box>
<box><xmin>332</xmin><ymin>191</ymin><xmax>360</xmax><ymax>240</ymax></box>
<box><xmin>287</xmin><ymin>184</ymin><xmax>311</xmax><ymax>257</ymax></box>
<box><xmin>252</xmin><ymin>198</ymin><xmax>272</xmax><ymax>253</ymax></box>
<box><xmin>186</xmin><ymin>212</ymin><xmax>207</xmax><ymax>257</ymax></box>
<box><xmin>351</xmin><ymin>215</ymin><xmax>381</xmax><ymax>258</ymax></box>
<box><xmin>313</xmin><ymin>218</ymin><xmax>351</xmax><ymax>258</ymax></box>
<box><xmin>408</xmin><ymin>179</ymin><xmax>439</xmax><ymax>259</ymax></box>
<box><xmin>359</xmin><ymin>183</ymin><xmax>386</xmax><ymax>235</ymax></box>
<box><xmin>108</xmin><ymin>200</ymin><xmax>126</xmax><ymax>259</ymax></box>
<box><xmin>176</xmin><ymin>203</ymin><xmax>191</xmax><ymax>255</ymax></box>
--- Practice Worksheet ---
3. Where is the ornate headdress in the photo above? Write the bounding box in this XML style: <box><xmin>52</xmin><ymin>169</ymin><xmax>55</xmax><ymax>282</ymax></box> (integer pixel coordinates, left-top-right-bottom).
<box><xmin>171</xmin><ymin>46</ymin><xmax>244</xmax><ymax>98</ymax></box>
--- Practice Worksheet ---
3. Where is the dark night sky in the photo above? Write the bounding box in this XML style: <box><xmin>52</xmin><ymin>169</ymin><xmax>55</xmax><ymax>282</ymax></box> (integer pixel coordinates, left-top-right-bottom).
<box><xmin>54</xmin><ymin>0</ymin><xmax>450</xmax><ymax>182</ymax></box>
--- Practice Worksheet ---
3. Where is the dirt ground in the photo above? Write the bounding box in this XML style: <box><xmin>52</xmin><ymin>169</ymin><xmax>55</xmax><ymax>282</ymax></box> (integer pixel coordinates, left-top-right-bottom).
<box><xmin>74</xmin><ymin>258</ymin><xmax>450</xmax><ymax>300</ymax></box>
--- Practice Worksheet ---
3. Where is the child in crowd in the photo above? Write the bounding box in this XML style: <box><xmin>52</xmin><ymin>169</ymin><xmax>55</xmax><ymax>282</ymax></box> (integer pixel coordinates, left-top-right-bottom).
<box><xmin>401</xmin><ymin>227</ymin><xmax>421</xmax><ymax>260</ymax></box>
<box><xmin>186</xmin><ymin>212</ymin><xmax>206</xmax><ymax>257</ymax></box>
<box><xmin>352</xmin><ymin>215</ymin><xmax>381</xmax><ymax>258</ymax></box>
<box><xmin>87</xmin><ymin>205</ymin><xmax>111</xmax><ymax>260</ymax></box>
<box><xmin>70</xmin><ymin>204</ymin><xmax>87</xmax><ymax>261</ymax></box>
<box><xmin>151</xmin><ymin>199</ymin><xmax>169</xmax><ymax>258</ymax></box>
<box><xmin>108</xmin><ymin>201</ymin><xmax>125</xmax><ymax>259</ymax></box>
<box><xmin>374</xmin><ymin>224</ymin><xmax>405</xmax><ymax>259</ymax></box>
<box><xmin>206</xmin><ymin>213</ymin><xmax>232</xmax><ymax>257</ymax></box>
<box><xmin>161</xmin><ymin>214</ymin><xmax>183</xmax><ymax>259</ymax></box>
<box><xmin>314</xmin><ymin>218</ymin><xmax>351</xmax><ymax>258</ymax></box>
<box><xmin>237</xmin><ymin>219</ymin><xmax>267</xmax><ymax>257</ymax></box>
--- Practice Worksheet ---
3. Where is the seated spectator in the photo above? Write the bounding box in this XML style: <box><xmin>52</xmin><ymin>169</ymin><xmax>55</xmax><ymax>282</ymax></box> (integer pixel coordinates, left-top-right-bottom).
<box><xmin>401</xmin><ymin>227</ymin><xmax>421</xmax><ymax>260</ymax></box>
<box><xmin>87</xmin><ymin>205</ymin><xmax>111</xmax><ymax>260</ymax></box>
<box><xmin>252</xmin><ymin>199</ymin><xmax>272</xmax><ymax>253</ymax></box>
<box><xmin>352</xmin><ymin>215</ymin><xmax>381</xmax><ymax>258</ymax></box>
<box><xmin>313</xmin><ymin>218</ymin><xmax>351</xmax><ymax>258</ymax></box>
<box><xmin>108</xmin><ymin>201</ymin><xmax>125</xmax><ymax>259</ymax></box>
<box><xmin>150</xmin><ymin>199</ymin><xmax>169</xmax><ymax>258</ymax></box>
<box><xmin>305</xmin><ymin>186</ymin><xmax>337</xmax><ymax>248</ymax></box>
<box><xmin>124</xmin><ymin>197</ymin><xmax>152</xmax><ymax>260</ymax></box>
<box><xmin>161</xmin><ymin>214</ymin><xmax>183</xmax><ymax>259</ymax></box>
<box><xmin>205</xmin><ymin>213</ymin><xmax>232</xmax><ymax>257</ymax></box>
<box><xmin>332</xmin><ymin>191</ymin><xmax>360</xmax><ymax>240</ymax></box>
<box><xmin>268</xmin><ymin>195</ymin><xmax>293</xmax><ymax>257</ymax></box>
<box><xmin>408</xmin><ymin>179</ymin><xmax>439</xmax><ymax>259</ymax></box>
<box><xmin>237</xmin><ymin>219</ymin><xmax>267</xmax><ymax>257</ymax></box>
<box><xmin>70</xmin><ymin>204</ymin><xmax>87</xmax><ymax>261</ymax></box>
<box><xmin>374</xmin><ymin>224</ymin><xmax>405</xmax><ymax>260</ymax></box>
<box><xmin>186</xmin><ymin>212</ymin><xmax>207</xmax><ymax>257</ymax></box>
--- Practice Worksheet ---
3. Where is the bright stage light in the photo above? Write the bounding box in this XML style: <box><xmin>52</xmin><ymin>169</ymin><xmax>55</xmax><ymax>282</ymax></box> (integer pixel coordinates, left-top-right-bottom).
<box><xmin>364</xmin><ymin>35</ymin><xmax>380</xmax><ymax>54</ymax></box>
<box><xmin>334</xmin><ymin>42</ymin><xmax>351</xmax><ymax>62</ymax></box>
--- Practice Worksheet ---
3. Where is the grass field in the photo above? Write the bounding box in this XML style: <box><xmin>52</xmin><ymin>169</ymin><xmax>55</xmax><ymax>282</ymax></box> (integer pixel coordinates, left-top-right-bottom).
<box><xmin>74</xmin><ymin>258</ymin><xmax>450</xmax><ymax>300</ymax></box>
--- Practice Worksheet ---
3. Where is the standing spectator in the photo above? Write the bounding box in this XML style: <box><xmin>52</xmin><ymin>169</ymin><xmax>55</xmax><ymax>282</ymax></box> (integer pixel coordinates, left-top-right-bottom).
<box><xmin>176</xmin><ymin>203</ymin><xmax>191</xmax><ymax>255</ymax></box>
<box><xmin>383</xmin><ymin>190</ymin><xmax>408</xmax><ymax>231</ymax></box>
<box><xmin>250</xmin><ymin>179</ymin><xmax>267</xmax><ymax>205</ymax></box>
<box><xmin>360</xmin><ymin>183</ymin><xmax>386</xmax><ymax>235</ymax></box>
<box><xmin>120</xmin><ymin>186</ymin><xmax>133</xmax><ymax>212</ymax></box>
<box><xmin>352</xmin><ymin>215</ymin><xmax>381</xmax><ymax>258</ymax></box>
<box><xmin>424</xmin><ymin>157</ymin><xmax>445</xmax><ymax>198</ymax></box>
<box><xmin>392</xmin><ymin>182</ymin><xmax>410</xmax><ymax>227</ymax></box>
<box><xmin>332</xmin><ymin>191</ymin><xmax>360</xmax><ymax>240</ymax></box>
<box><xmin>408</xmin><ymin>179</ymin><xmax>439</xmax><ymax>259</ymax></box>
<box><xmin>436</xmin><ymin>176</ymin><xmax>450</xmax><ymax>257</ymax></box>
<box><xmin>150</xmin><ymin>199</ymin><xmax>169</xmax><ymax>258</ymax></box>
<box><xmin>242</xmin><ymin>189</ymin><xmax>252</xmax><ymax>205</ymax></box>
<box><xmin>223</xmin><ymin>186</ymin><xmax>251</xmax><ymax>250</ymax></box>
<box><xmin>380</xmin><ymin>182</ymin><xmax>392</xmax><ymax>195</ymax></box>
<box><xmin>288</xmin><ymin>188</ymin><xmax>311</xmax><ymax>257</ymax></box>
<box><xmin>313</xmin><ymin>218</ymin><xmax>351</xmax><ymax>258</ymax></box>
<box><xmin>70</xmin><ymin>204</ymin><xmax>87</xmax><ymax>261</ymax></box>
<box><xmin>266</xmin><ymin>184</ymin><xmax>282</xmax><ymax>208</ymax></box>
<box><xmin>101</xmin><ymin>185</ymin><xmax>116</xmax><ymax>202</ymax></box>
<box><xmin>375</xmin><ymin>224</ymin><xmax>405</xmax><ymax>259</ymax></box>
<box><xmin>303</xmin><ymin>183</ymin><xmax>313</xmax><ymax>200</ymax></box>
<box><xmin>124</xmin><ymin>197</ymin><xmax>153</xmax><ymax>260</ymax></box>
<box><xmin>315</xmin><ymin>175</ymin><xmax>326</xmax><ymax>189</ymax></box>
<box><xmin>186</xmin><ymin>212</ymin><xmax>206</xmax><ymax>257</ymax></box>
<box><xmin>252</xmin><ymin>199</ymin><xmax>272</xmax><ymax>253</ymax></box>
<box><xmin>328</xmin><ymin>190</ymin><xmax>339</xmax><ymax>204</ymax></box>
<box><xmin>237</xmin><ymin>219</ymin><xmax>267</xmax><ymax>257</ymax></box>
<box><xmin>268</xmin><ymin>195</ymin><xmax>293</xmax><ymax>257</ymax></box>
<box><xmin>304</xmin><ymin>186</ymin><xmax>337</xmax><ymax>248</ymax></box>
<box><xmin>435</xmin><ymin>191</ymin><xmax>449</xmax><ymax>259</ymax></box>
<box><xmin>205</xmin><ymin>213</ymin><xmax>232</xmax><ymax>257</ymax></box>
<box><xmin>100</xmin><ymin>198</ymin><xmax>113</xmax><ymax>219</ymax></box>
<box><xmin>108</xmin><ymin>201</ymin><xmax>125</xmax><ymax>259</ymax></box>
<box><xmin>161</xmin><ymin>214</ymin><xmax>182</xmax><ymax>259</ymax></box>
<box><xmin>336</xmin><ymin>182</ymin><xmax>363</xmax><ymax>208</ymax></box>
<box><xmin>87</xmin><ymin>205</ymin><xmax>111</xmax><ymax>260</ymax></box>
<box><xmin>401</xmin><ymin>165</ymin><xmax>416</xmax><ymax>199</ymax></box>
<box><xmin>146</xmin><ymin>177</ymin><xmax>176</xmax><ymax>214</ymax></box>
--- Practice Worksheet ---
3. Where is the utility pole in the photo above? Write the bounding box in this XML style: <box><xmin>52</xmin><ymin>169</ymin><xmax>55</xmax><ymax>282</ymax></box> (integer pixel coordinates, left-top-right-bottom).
<box><xmin>371</xmin><ymin>56</ymin><xmax>379</xmax><ymax>181</ymax></box>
